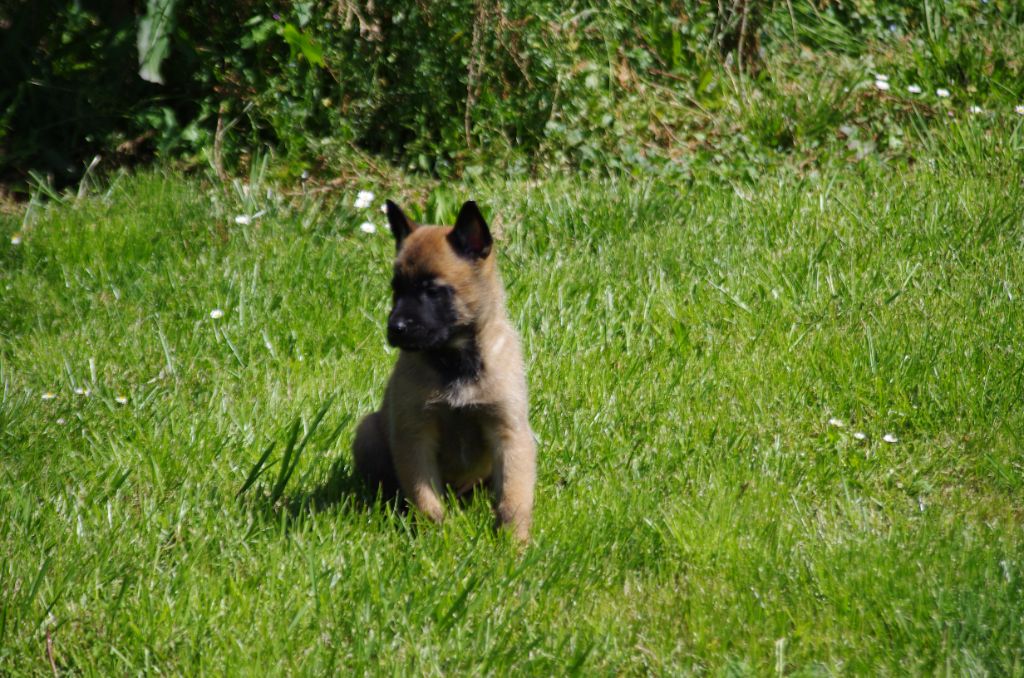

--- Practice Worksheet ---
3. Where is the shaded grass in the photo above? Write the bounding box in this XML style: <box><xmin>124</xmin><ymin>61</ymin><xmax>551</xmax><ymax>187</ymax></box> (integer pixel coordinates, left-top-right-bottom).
<box><xmin>1</xmin><ymin>159</ymin><xmax>1023</xmax><ymax>674</ymax></box>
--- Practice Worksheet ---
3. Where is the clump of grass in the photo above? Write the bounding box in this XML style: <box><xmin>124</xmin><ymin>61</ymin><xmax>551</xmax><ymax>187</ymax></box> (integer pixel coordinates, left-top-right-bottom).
<box><xmin>236</xmin><ymin>395</ymin><xmax>345</xmax><ymax>506</ymax></box>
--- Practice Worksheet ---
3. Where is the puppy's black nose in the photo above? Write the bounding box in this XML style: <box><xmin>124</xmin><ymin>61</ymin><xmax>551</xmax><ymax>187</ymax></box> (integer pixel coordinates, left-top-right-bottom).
<box><xmin>387</xmin><ymin>317</ymin><xmax>413</xmax><ymax>347</ymax></box>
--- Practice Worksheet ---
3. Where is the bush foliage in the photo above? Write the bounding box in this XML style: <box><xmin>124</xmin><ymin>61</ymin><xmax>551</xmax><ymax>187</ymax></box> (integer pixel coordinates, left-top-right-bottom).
<box><xmin>2</xmin><ymin>1</ymin><xmax>1023</xmax><ymax>190</ymax></box>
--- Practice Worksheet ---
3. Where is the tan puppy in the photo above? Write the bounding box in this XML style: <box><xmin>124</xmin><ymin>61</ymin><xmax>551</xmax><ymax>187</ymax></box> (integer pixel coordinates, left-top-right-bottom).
<box><xmin>352</xmin><ymin>200</ymin><xmax>536</xmax><ymax>541</ymax></box>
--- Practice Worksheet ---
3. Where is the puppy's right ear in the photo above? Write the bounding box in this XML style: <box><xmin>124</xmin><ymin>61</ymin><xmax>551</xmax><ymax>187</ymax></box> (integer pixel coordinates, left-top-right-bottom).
<box><xmin>386</xmin><ymin>200</ymin><xmax>417</xmax><ymax>251</ymax></box>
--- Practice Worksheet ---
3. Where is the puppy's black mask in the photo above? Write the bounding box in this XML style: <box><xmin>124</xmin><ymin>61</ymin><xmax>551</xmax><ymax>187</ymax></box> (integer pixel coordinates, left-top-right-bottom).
<box><xmin>386</xmin><ymin>273</ymin><xmax>459</xmax><ymax>351</ymax></box>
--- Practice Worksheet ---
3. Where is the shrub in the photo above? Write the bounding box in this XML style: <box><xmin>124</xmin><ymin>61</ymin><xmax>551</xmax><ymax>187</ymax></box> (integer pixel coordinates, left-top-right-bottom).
<box><xmin>1</xmin><ymin>1</ymin><xmax>1022</xmax><ymax>192</ymax></box>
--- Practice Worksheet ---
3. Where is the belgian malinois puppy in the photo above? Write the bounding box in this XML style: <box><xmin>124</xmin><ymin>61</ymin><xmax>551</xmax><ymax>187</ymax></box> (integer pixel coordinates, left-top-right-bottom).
<box><xmin>352</xmin><ymin>200</ymin><xmax>536</xmax><ymax>541</ymax></box>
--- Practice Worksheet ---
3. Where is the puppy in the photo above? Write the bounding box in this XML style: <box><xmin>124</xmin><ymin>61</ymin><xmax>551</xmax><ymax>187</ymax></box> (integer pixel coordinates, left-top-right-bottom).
<box><xmin>352</xmin><ymin>200</ymin><xmax>536</xmax><ymax>541</ymax></box>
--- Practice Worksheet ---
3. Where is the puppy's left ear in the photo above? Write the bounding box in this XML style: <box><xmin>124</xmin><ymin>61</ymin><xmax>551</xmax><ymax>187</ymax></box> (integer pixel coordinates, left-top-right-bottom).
<box><xmin>448</xmin><ymin>200</ymin><xmax>492</xmax><ymax>260</ymax></box>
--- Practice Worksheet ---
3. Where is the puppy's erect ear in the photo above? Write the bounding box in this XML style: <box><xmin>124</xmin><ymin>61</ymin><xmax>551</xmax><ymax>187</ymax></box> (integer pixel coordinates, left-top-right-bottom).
<box><xmin>386</xmin><ymin>200</ymin><xmax>417</xmax><ymax>251</ymax></box>
<box><xmin>448</xmin><ymin>200</ymin><xmax>492</xmax><ymax>260</ymax></box>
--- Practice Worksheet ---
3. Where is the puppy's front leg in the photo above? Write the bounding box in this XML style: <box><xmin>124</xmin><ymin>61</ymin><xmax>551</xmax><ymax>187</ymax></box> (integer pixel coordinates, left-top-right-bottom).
<box><xmin>391</xmin><ymin>430</ymin><xmax>445</xmax><ymax>524</ymax></box>
<box><xmin>489</xmin><ymin>421</ymin><xmax>537</xmax><ymax>542</ymax></box>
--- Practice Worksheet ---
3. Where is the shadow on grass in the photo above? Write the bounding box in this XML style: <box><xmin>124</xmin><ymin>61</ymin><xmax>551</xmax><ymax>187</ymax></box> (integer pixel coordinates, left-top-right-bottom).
<box><xmin>284</xmin><ymin>455</ymin><xmax>402</xmax><ymax>519</ymax></box>
<box><xmin>235</xmin><ymin>396</ymin><xmax>493</xmax><ymax>532</ymax></box>
<box><xmin>235</xmin><ymin>396</ymin><xmax>402</xmax><ymax>527</ymax></box>
<box><xmin>282</xmin><ymin>458</ymin><xmax>489</xmax><ymax>523</ymax></box>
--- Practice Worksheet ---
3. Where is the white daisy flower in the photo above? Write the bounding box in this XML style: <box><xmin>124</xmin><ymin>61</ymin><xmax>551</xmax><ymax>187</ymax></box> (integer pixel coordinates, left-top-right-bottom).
<box><xmin>115</xmin><ymin>395</ymin><xmax>128</xmax><ymax>405</ymax></box>
<box><xmin>210</xmin><ymin>308</ymin><xmax>225</xmax><ymax>319</ymax></box>
<box><xmin>874</xmin><ymin>80</ymin><xmax>890</xmax><ymax>91</ymax></box>
<box><xmin>74</xmin><ymin>387</ymin><xmax>91</xmax><ymax>396</ymax></box>
<box><xmin>936</xmin><ymin>88</ymin><xmax>950</xmax><ymax>98</ymax></box>
<box><xmin>11</xmin><ymin>233</ymin><xmax>22</xmax><ymax>245</ymax></box>
<box><xmin>41</xmin><ymin>392</ymin><xmax>57</xmax><ymax>401</ymax></box>
<box><xmin>234</xmin><ymin>210</ymin><xmax>266</xmax><ymax>226</ymax></box>
<box><xmin>359</xmin><ymin>222</ymin><xmax>377</xmax><ymax>234</ymax></box>
<box><xmin>380</xmin><ymin>203</ymin><xmax>388</xmax><ymax>214</ymax></box>
<box><xmin>969</xmin><ymin>105</ymin><xmax>983</xmax><ymax>114</ymax></box>
<box><xmin>828</xmin><ymin>417</ymin><xmax>844</xmax><ymax>428</ymax></box>
<box><xmin>853</xmin><ymin>432</ymin><xmax>867</xmax><ymax>441</ymax></box>
<box><xmin>354</xmin><ymin>190</ymin><xmax>376</xmax><ymax>209</ymax></box>
<box><xmin>57</xmin><ymin>418</ymin><xmax>67</xmax><ymax>425</ymax></box>
<box><xmin>907</xmin><ymin>84</ymin><xmax>922</xmax><ymax>94</ymax></box>
<box><xmin>875</xmin><ymin>74</ymin><xmax>889</xmax><ymax>82</ymax></box>
<box><xmin>1015</xmin><ymin>105</ymin><xmax>1024</xmax><ymax>115</ymax></box>
<box><xmin>882</xmin><ymin>433</ymin><xmax>898</xmax><ymax>444</ymax></box>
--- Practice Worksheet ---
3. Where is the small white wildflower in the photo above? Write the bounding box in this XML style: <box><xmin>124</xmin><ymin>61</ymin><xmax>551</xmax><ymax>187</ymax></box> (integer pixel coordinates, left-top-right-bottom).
<box><xmin>874</xmin><ymin>80</ymin><xmax>890</xmax><ymax>91</ymax></box>
<box><xmin>853</xmin><ymin>431</ymin><xmax>867</xmax><ymax>441</ymax></box>
<box><xmin>882</xmin><ymin>433</ymin><xmax>898</xmax><ymax>444</ymax></box>
<box><xmin>74</xmin><ymin>387</ymin><xmax>91</xmax><ymax>397</ymax></box>
<box><xmin>828</xmin><ymin>417</ymin><xmax>845</xmax><ymax>428</ymax></box>
<box><xmin>359</xmin><ymin>222</ymin><xmax>377</xmax><ymax>234</ymax></box>
<box><xmin>57</xmin><ymin>418</ymin><xmax>67</xmax><ymax>425</ymax></box>
<box><xmin>907</xmin><ymin>84</ymin><xmax>922</xmax><ymax>94</ymax></box>
<box><xmin>354</xmin><ymin>190</ymin><xmax>375</xmax><ymax>209</ymax></box>
<box><xmin>936</xmin><ymin>88</ymin><xmax>950</xmax><ymax>98</ymax></box>
<box><xmin>380</xmin><ymin>203</ymin><xmax>388</xmax><ymax>214</ymax></box>
<box><xmin>115</xmin><ymin>395</ymin><xmax>128</xmax><ymax>405</ymax></box>
<box><xmin>969</xmin><ymin>105</ymin><xmax>983</xmax><ymax>114</ymax></box>
<box><xmin>210</xmin><ymin>308</ymin><xmax>225</xmax><ymax>319</ymax></box>
<box><xmin>875</xmin><ymin>74</ymin><xmax>889</xmax><ymax>82</ymax></box>
<box><xmin>233</xmin><ymin>210</ymin><xmax>265</xmax><ymax>226</ymax></box>
<box><xmin>1015</xmin><ymin>105</ymin><xmax>1024</xmax><ymax>115</ymax></box>
<box><xmin>41</xmin><ymin>392</ymin><xmax>57</xmax><ymax>401</ymax></box>
<box><xmin>11</xmin><ymin>233</ymin><xmax>22</xmax><ymax>245</ymax></box>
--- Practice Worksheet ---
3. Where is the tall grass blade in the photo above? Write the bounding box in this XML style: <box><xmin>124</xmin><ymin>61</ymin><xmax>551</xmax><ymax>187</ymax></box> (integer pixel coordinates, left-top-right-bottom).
<box><xmin>236</xmin><ymin>440</ymin><xmax>278</xmax><ymax>499</ymax></box>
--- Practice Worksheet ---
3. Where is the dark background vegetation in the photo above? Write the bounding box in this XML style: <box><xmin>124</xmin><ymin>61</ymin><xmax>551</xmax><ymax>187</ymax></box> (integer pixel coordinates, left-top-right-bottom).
<box><xmin>2</xmin><ymin>0</ymin><xmax>1023</xmax><ymax>193</ymax></box>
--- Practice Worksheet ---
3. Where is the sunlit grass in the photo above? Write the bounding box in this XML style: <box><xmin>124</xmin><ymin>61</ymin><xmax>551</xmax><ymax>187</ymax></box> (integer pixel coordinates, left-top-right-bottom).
<box><xmin>1</xmin><ymin>157</ymin><xmax>1022</xmax><ymax>673</ymax></box>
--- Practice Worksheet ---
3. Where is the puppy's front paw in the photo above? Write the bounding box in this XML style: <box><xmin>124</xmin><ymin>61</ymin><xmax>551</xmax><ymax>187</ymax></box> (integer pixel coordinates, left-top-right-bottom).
<box><xmin>414</xmin><ymin>496</ymin><xmax>445</xmax><ymax>524</ymax></box>
<box><xmin>496</xmin><ymin>505</ymin><xmax>531</xmax><ymax>544</ymax></box>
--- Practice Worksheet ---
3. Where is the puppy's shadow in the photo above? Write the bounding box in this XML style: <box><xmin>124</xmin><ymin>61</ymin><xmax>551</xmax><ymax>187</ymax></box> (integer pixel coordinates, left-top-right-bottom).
<box><xmin>278</xmin><ymin>460</ymin><xmax>493</xmax><ymax>536</ymax></box>
<box><xmin>282</xmin><ymin>457</ymin><xmax>402</xmax><ymax>519</ymax></box>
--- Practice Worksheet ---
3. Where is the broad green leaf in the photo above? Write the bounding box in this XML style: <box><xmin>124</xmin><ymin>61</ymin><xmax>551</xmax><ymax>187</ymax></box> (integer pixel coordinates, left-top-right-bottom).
<box><xmin>280</xmin><ymin>22</ymin><xmax>324</xmax><ymax>67</ymax></box>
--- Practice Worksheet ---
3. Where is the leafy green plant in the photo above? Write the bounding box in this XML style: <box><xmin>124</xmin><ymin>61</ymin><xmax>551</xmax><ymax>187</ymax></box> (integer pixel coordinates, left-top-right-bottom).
<box><xmin>2</xmin><ymin>0</ymin><xmax>1023</xmax><ymax>191</ymax></box>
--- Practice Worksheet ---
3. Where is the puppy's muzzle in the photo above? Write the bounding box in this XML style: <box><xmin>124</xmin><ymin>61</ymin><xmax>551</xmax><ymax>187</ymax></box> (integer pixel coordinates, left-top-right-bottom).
<box><xmin>387</xmin><ymin>318</ymin><xmax>411</xmax><ymax>346</ymax></box>
<box><xmin>388</xmin><ymin>317</ymin><xmax>433</xmax><ymax>349</ymax></box>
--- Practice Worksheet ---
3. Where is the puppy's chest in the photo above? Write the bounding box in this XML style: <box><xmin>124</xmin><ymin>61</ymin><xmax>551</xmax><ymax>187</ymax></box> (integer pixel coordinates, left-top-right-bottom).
<box><xmin>434</xmin><ymin>405</ymin><xmax>494</xmax><ymax>480</ymax></box>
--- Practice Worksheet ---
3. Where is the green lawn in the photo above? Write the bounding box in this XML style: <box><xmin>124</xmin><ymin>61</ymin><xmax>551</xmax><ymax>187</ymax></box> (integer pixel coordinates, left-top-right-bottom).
<box><xmin>2</xmin><ymin>159</ymin><xmax>1022</xmax><ymax>674</ymax></box>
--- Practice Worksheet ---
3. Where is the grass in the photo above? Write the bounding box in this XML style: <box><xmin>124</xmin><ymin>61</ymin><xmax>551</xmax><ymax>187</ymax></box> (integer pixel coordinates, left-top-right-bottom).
<box><xmin>1</xmin><ymin>151</ymin><xmax>1023</xmax><ymax>674</ymax></box>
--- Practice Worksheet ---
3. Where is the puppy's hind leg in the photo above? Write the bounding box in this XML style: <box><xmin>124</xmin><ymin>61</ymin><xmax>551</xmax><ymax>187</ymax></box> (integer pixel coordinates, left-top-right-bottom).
<box><xmin>352</xmin><ymin>412</ymin><xmax>399</xmax><ymax>500</ymax></box>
